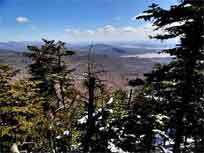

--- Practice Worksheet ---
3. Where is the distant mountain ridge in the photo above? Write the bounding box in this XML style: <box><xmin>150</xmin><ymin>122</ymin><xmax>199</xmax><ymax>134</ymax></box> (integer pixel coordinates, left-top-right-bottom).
<box><xmin>0</xmin><ymin>41</ymin><xmax>41</xmax><ymax>52</ymax></box>
<box><xmin>78</xmin><ymin>44</ymin><xmax>127</xmax><ymax>56</ymax></box>
<box><xmin>0</xmin><ymin>41</ymin><xmax>170</xmax><ymax>56</ymax></box>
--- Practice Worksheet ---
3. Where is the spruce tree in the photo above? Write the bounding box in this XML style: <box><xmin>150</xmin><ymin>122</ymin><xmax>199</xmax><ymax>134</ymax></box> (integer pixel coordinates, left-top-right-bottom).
<box><xmin>0</xmin><ymin>64</ymin><xmax>18</xmax><ymax>152</ymax></box>
<box><xmin>137</xmin><ymin>0</ymin><xmax>204</xmax><ymax>152</ymax></box>
<box><xmin>25</xmin><ymin>39</ymin><xmax>77</xmax><ymax>152</ymax></box>
<box><xmin>26</xmin><ymin>39</ymin><xmax>75</xmax><ymax>109</ymax></box>
<box><xmin>0</xmin><ymin>65</ymin><xmax>48</xmax><ymax>152</ymax></box>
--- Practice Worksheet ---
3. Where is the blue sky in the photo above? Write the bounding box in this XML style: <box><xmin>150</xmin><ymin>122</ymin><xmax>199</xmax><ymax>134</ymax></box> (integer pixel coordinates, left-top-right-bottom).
<box><xmin>0</xmin><ymin>0</ymin><xmax>177</xmax><ymax>43</ymax></box>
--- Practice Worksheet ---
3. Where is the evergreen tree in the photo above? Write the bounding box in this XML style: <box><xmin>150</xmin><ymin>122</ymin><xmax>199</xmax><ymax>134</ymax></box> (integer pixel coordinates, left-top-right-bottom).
<box><xmin>0</xmin><ymin>65</ymin><xmax>49</xmax><ymax>152</ymax></box>
<box><xmin>137</xmin><ymin>0</ymin><xmax>204</xmax><ymax>152</ymax></box>
<box><xmin>0</xmin><ymin>65</ymin><xmax>18</xmax><ymax>152</ymax></box>
<box><xmin>26</xmin><ymin>39</ymin><xmax>74</xmax><ymax>102</ymax></box>
<box><xmin>25</xmin><ymin>39</ymin><xmax>78</xmax><ymax>152</ymax></box>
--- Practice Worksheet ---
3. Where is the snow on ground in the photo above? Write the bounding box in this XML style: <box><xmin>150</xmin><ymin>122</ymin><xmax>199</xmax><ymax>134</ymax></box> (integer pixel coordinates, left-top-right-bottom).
<box><xmin>108</xmin><ymin>141</ymin><xmax>129</xmax><ymax>153</ymax></box>
<box><xmin>63</xmin><ymin>130</ymin><xmax>70</xmax><ymax>136</ymax></box>
<box><xmin>107</xmin><ymin>97</ymin><xmax>114</xmax><ymax>105</ymax></box>
<box><xmin>78</xmin><ymin>115</ymin><xmax>88</xmax><ymax>124</ymax></box>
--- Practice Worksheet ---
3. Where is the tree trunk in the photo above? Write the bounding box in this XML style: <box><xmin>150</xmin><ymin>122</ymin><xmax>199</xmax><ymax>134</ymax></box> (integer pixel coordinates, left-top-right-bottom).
<box><xmin>194</xmin><ymin>135</ymin><xmax>198</xmax><ymax>152</ymax></box>
<box><xmin>84</xmin><ymin>76</ymin><xmax>96</xmax><ymax>152</ymax></box>
<box><xmin>201</xmin><ymin>126</ymin><xmax>204</xmax><ymax>152</ymax></box>
<box><xmin>173</xmin><ymin>60</ymin><xmax>194</xmax><ymax>153</ymax></box>
<box><xmin>128</xmin><ymin>88</ymin><xmax>133</xmax><ymax>108</ymax></box>
<box><xmin>173</xmin><ymin>110</ymin><xmax>184</xmax><ymax>153</ymax></box>
<box><xmin>145</xmin><ymin>118</ymin><xmax>153</xmax><ymax>153</ymax></box>
<box><xmin>183</xmin><ymin>136</ymin><xmax>187</xmax><ymax>152</ymax></box>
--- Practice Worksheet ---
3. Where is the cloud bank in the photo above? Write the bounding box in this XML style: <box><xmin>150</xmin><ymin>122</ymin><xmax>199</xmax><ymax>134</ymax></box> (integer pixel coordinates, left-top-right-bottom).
<box><xmin>64</xmin><ymin>24</ymin><xmax>154</xmax><ymax>42</ymax></box>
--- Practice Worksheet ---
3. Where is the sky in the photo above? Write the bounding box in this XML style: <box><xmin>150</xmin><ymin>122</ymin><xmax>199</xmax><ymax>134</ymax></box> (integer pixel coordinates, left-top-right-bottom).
<box><xmin>0</xmin><ymin>0</ymin><xmax>177</xmax><ymax>43</ymax></box>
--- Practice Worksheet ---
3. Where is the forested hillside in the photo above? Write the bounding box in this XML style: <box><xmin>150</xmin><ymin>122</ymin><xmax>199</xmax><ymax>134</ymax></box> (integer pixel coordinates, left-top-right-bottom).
<box><xmin>0</xmin><ymin>0</ymin><xmax>203</xmax><ymax>153</ymax></box>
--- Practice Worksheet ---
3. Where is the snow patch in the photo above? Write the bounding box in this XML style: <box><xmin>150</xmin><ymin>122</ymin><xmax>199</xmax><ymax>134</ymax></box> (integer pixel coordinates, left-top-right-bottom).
<box><xmin>78</xmin><ymin>115</ymin><xmax>88</xmax><ymax>124</ymax></box>
<box><xmin>107</xmin><ymin>97</ymin><xmax>114</xmax><ymax>105</ymax></box>
<box><xmin>132</xmin><ymin>12</ymin><xmax>153</xmax><ymax>20</ymax></box>
<box><xmin>108</xmin><ymin>141</ymin><xmax>129</xmax><ymax>153</ymax></box>
<box><xmin>56</xmin><ymin>135</ymin><xmax>62</xmax><ymax>139</ymax></box>
<box><xmin>63</xmin><ymin>130</ymin><xmax>70</xmax><ymax>136</ymax></box>
<box><xmin>184</xmin><ymin>4</ymin><xmax>191</xmax><ymax>7</ymax></box>
<box><xmin>99</xmin><ymin>127</ymin><xmax>105</xmax><ymax>131</ymax></box>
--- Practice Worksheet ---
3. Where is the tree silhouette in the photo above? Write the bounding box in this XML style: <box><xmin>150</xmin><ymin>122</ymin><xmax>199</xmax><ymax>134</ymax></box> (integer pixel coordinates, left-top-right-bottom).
<box><xmin>137</xmin><ymin>0</ymin><xmax>204</xmax><ymax>152</ymax></box>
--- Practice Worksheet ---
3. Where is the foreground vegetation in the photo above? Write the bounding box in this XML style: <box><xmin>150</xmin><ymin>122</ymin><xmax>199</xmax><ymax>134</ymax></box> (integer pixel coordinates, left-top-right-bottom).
<box><xmin>0</xmin><ymin>0</ymin><xmax>204</xmax><ymax>153</ymax></box>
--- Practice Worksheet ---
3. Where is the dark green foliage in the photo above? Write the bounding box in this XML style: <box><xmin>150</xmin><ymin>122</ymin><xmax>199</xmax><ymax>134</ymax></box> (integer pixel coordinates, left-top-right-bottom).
<box><xmin>0</xmin><ymin>65</ymin><xmax>18</xmax><ymax>152</ymax></box>
<box><xmin>0</xmin><ymin>65</ymin><xmax>49</xmax><ymax>152</ymax></box>
<box><xmin>137</xmin><ymin>0</ymin><xmax>204</xmax><ymax>152</ymax></box>
<box><xmin>23</xmin><ymin>39</ymin><xmax>78</xmax><ymax>152</ymax></box>
<box><xmin>26</xmin><ymin>39</ymin><xmax>74</xmax><ymax>94</ymax></box>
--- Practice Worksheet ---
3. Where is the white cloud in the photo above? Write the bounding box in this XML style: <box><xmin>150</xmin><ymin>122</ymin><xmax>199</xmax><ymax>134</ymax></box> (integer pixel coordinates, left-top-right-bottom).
<box><xmin>65</xmin><ymin>28</ymin><xmax>73</xmax><ymax>33</ymax></box>
<box><xmin>101</xmin><ymin>25</ymin><xmax>116</xmax><ymax>33</ymax></box>
<box><xmin>123</xmin><ymin>26</ymin><xmax>138</xmax><ymax>33</ymax></box>
<box><xmin>85</xmin><ymin>30</ymin><xmax>94</xmax><ymax>35</ymax></box>
<box><xmin>65</xmin><ymin>28</ymin><xmax>80</xmax><ymax>34</ymax></box>
<box><xmin>16</xmin><ymin>16</ymin><xmax>29</xmax><ymax>24</ymax></box>
<box><xmin>64</xmin><ymin>24</ymin><xmax>155</xmax><ymax>42</ymax></box>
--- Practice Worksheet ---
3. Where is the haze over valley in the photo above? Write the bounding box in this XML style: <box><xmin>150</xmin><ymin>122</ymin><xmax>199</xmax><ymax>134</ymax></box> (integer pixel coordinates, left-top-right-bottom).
<box><xmin>0</xmin><ymin>41</ymin><xmax>173</xmax><ymax>88</ymax></box>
